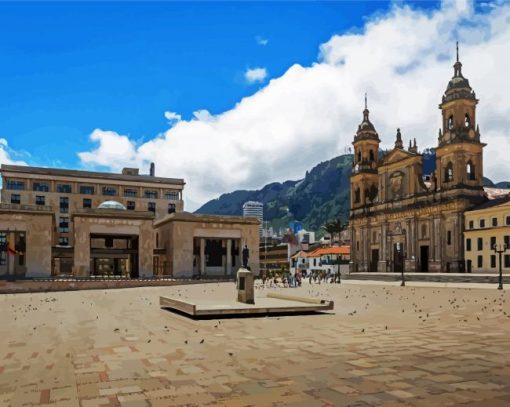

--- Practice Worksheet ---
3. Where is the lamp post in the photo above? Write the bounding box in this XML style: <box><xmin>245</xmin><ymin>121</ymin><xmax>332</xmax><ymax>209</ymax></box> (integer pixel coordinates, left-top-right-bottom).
<box><xmin>398</xmin><ymin>242</ymin><xmax>405</xmax><ymax>287</ymax></box>
<box><xmin>493</xmin><ymin>243</ymin><xmax>507</xmax><ymax>290</ymax></box>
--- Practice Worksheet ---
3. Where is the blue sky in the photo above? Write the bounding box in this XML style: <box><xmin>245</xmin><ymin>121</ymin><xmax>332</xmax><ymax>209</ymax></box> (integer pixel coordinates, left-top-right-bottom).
<box><xmin>0</xmin><ymin>1</ymin><xmax>439</xmax><ymax>169</ymax></box>
<box><xmin>2</xmin><ymin>1</ymin><xmax>508</xmax><ymax>211</ymax></box>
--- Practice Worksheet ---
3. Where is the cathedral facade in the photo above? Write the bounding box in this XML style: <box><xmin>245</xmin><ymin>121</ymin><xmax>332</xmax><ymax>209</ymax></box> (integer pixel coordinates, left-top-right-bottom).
<box><xmin>349</xmin><ymin>48</ymin><xmax>487</xmax><ymax>273</ymax></box>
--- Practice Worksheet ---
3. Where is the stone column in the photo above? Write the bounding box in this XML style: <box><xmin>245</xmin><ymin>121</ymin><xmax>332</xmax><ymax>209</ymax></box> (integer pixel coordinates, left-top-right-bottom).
<box><xmin>226</xmin><ymin>239</ymin><xmax>232</xmax><ymax>276</ymax></box>
<box><xmin>200</xmin><ymin>238</ymin><xmax>205</xmax><ymax>276</ymax></box>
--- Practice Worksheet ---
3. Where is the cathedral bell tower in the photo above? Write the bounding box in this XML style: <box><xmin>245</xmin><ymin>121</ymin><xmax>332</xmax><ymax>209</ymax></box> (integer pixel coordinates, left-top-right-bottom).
<box><xmin>350</xmin><ymin>95</ymin><xmax>380</xmax><ymax>210</ymax></box>
<box><xmin>436</xmin><ymin>42</ymin><xmax>485</xmax><ymax>192</ymax></box>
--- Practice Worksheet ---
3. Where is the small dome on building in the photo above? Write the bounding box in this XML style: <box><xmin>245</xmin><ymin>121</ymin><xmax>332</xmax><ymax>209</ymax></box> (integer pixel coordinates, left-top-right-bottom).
<box><xmin>97</xmin><ymin>200</ymin><xmax>127</xmax><ymax>210</ymax></box>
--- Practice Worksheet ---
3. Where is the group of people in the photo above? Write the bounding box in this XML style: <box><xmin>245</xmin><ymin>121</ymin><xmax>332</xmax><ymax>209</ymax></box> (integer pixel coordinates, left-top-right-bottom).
<box><xmin>256</xmin><ymin>268</ymin><xmax>341</xmax><ymax>288</ymax></box>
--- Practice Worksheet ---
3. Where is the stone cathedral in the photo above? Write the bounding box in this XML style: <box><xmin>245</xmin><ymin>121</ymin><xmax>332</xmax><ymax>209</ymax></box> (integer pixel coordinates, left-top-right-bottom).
<box><xmin>349</xmin><ymin>47</ymin><xmax>487</xmax><ymax>273</ymax></box>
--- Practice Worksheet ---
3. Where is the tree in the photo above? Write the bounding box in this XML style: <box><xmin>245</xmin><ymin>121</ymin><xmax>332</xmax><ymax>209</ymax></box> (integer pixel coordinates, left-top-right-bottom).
<box><xmin>322</xmin><ymin>219</ymin><xmax>347</xmax><ymax>245</ymax></box>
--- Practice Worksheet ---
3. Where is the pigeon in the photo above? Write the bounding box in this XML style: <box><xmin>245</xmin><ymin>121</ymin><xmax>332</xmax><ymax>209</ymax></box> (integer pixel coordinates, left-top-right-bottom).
<box><xmin>228</xmin><ymin>352</ymin><xmax>233</xmax><ymax>356</ymax></box>
<box><xmin>200</xmin><ymin>339</ymin><xmax>204</xmax><ymax>344</ymax></box>
<box><xmin>184</xmin><ymin>340</ymin><xmax>188</xmax><ymax>344</ymax></box>
<box><xmin>147</xmin><ymin>339</ymin><xmax>151</xmax><ymax>343</ymax></box>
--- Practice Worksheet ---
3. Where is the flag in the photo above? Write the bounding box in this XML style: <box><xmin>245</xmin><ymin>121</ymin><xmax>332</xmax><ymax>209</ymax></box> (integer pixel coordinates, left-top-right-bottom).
<box><xmin>7</xmin><ymin>239</ymin><xmax>16</xmax><ymax>256</ymax></box>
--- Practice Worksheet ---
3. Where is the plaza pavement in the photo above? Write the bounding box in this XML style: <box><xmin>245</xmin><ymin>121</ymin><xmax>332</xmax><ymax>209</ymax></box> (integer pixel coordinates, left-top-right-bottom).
<box><xmin>0</xmin><ymin>282</ymin><xmax>509</xmax><ymax>407</ymax></box>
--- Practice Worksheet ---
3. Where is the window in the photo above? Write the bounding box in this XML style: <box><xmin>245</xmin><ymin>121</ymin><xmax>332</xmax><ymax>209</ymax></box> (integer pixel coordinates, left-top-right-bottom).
<box><xmin>11</xmin><ymin>194</ymin><xmax>20</xmax><ymax>204</ymax></box>
<box><xmin>83</xmin><ymin>199</ymin><xmax>92</xmax><ymax>209</ymax></box>
<box><xmin>356</xmin><ymin>241</ymin><xmax>360</xmax><ymax>250</ymax></box>
<box><xmin>58</xmin><ymin>237</ymin><xmax>69</xmax><ymax>246</ymax></box>
<box><xmin>59</xmin><ymin>217</ymin><xmax>69</xmax><ymax>233</ymax></box>
<box><xmin>102</xmin><ymin>186</ymin><xmax>117</xmax><ymax>196</ymax></box>
<box><xmin>447</xmin><ymin>231</ymin><xmax>452</xmax><ymax>245</ymax></box>
<box><xmin>6</xmin><ymin>180</ymin><xmax>24</xmax><ymax>190</ymax></box>
<box><xmin>168</xmin><ymin>203</ymin><xmax>176</xmax><ymax>214</ymax></box>
<box><xmin>491</xmin><ymin>255</ymin><xmax>496</xmax><ymax>268</ymax></box>
<box><xmin>507</xmin><ymin>216</ymin><xmax>510</xmax><ymax>226</ymax></box>
<box><xmin>469</xmin><ymin>220</ymin><xmax>474</xmax><ymax>229</ymax></box>
<box><xmin>354</xmin><ymin>187</ymin><xmax>361</xmax><ymax>203</ymax></box>
<box><xmin>467</xmin><ymin>162</ymin><xmax>476</xmax><ymax>181</ymax></box>
<box><xmin>492</xmin><ymin>218</ymin><xmax>498</xmax><ymax>227</ymax></box>
<box><xmin>505</xmin><ymin>235</ymin><xmax>510</xmax><ymax>249</ymax></box>
<box><xmin>32</xmin><ymin>182</ymin><xmax>49</xmax><ymax>192</ymax></box>
<box><xmin>80</xmin><ymin>185</ymin><xmax>95</xmax><ymax>195</ymax></box>
<box><xmin>357</xmin><ymin>150</ymin><xmax>361</xmax><ymax>163</ymax></box>
<box><xmin>421</xmin><ymin>224</ymin><xmax>427</xmax><ymax>238</ymax></box>
<box><xmin>477</xmin><ymin>237</ymin><xmax>483</xmax><ymax>251</ymax></box>
<box><xmin>480</xmin><ymin>219</ymin><xmax>485</xmax><ymax>228</ymax></box>
<box><xmin>477</xmin><ymin>255</ymin><xmax>483</xmax><ymax>268</ymax></box>
<box><xmin>466</xmin><ymin>238</ymin><xmax>471</xmax><ymax>251</ymax></box>
<box><xmin>57</xmin><ymin>184</ymin><xmax>72</xmax><ymax>193</ymax></box>
<box><xmin>491</xmin><ymin>237</ymin><xmax>496</xmax><ymax>250</ymax></box>
<box><xmin>127</xmin><ymin>201</ymin><xmax>136</xmax><ymax>210</ymax></box>
<box><xmin>505</xmin><ymin>255</ymin><xmax>510</xmax><ymax>268</ymax></box>
<box><xmin>448</xmin><ymin>115</ymin><xmax>454</xmax><ymax>130</ymax></box>
<box><xmin>0</xmin><ymin>233</ymin><xmax>6</xmax><ymax>265</ymax></box>
<box><xmin>35</xmin><ymin>196</ymin><xmax>45</xmax><ymax>206</ymax></box>
<box><xmin>164</xmin><ymin>191</ymin><xmax>179</xmax><ymax>200</ymax></box>
<box><xmin>369</xmin><ymin>149</ymin><xmax>375</xmax><ymax>161</ymax></box>
<box><xmin>156</xmin><ymin>233</ymin><xmax>159</xmax><ymax>248</ymax></box>
<box><xmin>465</xmin><ymin>113</ymin><xmax>470</xmax><ymax>128</ymax></box>
<box><xmin>148</xmin><ymin>202</ymin><xmax>156</xmax><ymax>213</ymax></box>
<box><xmin>60</xmin><ymin>197</ymin><xmax>69</xmax><ymax>213</ymax></box>
<box><xmin>124</xmin><ymin>188</ymin><xmax>137</xmax><ymax>197</ymax></box>
<box><xmin>145</xmin><ymin>190</ymin><xmax>158</xmax><ymax>199</ymax></box>
<box><xmin>444</xmin><ymin>162</ymin><xmax>454</xmax><ymax>182</ymax></box>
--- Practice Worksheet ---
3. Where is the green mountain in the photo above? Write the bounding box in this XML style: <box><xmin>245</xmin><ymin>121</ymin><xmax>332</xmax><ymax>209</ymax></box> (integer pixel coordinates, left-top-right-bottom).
<box><xmin>195</xmin><ymin>154</ymin><xmax>353</xmax><ymax>232</ymax></box>
<box><xmin>195</xmin><ymin>151</ymin><xmax>504</xmax><ymax>233</ymax></box>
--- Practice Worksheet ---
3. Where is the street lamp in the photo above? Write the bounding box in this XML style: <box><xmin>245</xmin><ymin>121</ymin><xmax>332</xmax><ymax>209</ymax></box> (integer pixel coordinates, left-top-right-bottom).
<box><xmin>397</xmin><ymin>242</ymin><xmax>405</xmax><ymax>286</ymax></box>
<box><xmin>493</xmin><ymin>243</ymin><xmax>507</xmax><ymax>290</ymax></box>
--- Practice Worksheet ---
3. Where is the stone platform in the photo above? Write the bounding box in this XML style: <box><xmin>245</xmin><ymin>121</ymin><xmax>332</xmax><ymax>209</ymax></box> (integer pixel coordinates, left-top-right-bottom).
<box><xmin>160</xmin><ymin>291</ymin><xmax>334</xmax><ymax>317</ymax></box>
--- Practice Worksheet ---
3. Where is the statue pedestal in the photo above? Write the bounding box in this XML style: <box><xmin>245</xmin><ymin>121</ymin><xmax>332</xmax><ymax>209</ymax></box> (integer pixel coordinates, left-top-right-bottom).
<box><xmin>237</xmin><ymin>268</ymin><xmax>254</xmax><ymax>304</ymax></box>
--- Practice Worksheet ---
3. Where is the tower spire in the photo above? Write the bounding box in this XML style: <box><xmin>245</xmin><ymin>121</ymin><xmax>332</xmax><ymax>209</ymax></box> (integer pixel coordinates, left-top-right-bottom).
<box><xmin>364</xmin><ymin>92</ymin><xmax>367</xmax><ymax>110</ymax></box>
<box><xmin>456</xmin><ymin>41</ymin><xmax>459</xmax><ymax>63</ymax></box>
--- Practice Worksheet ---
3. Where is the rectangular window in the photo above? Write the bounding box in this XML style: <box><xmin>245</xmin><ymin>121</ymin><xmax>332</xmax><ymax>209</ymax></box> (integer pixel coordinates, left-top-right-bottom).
<box><xmin>505</xmin><ymin>255</ymin><xmax>510</xmax><ymax>268</ymax></box>
<box><xmin>57</xmin><ymin>184</ymin><xmax>72</xmax><ymax>193</ymax></box>
<box><xmin>59</xmin><ymin>197</ymin><xmax>69</xmax><ymax>213</ymax></box>
<box><xmin>58</xmin><ymin>237</ymin><xmax>69</xmax><ymax>246</ymax></box>
<box><xmin>164</xmin><ymin>191</ymin><xmax>179</xmax><ymax>200</ymax></box>
<box><xmin>477</xmin><ymin>237</ymin><xmax>483</xmax><ymax>251</ymax></box>
<box><xmin>480</xmin><ymin>219</ymin><xmax>486</xmax><ymax>228</ymax></box>
<box><xmin>10</xmin><ymin>194</ymin><xmax>21</xmax><ymax>204</ymax></box>
<box><xmin>32</xmin><ymin>182</ymin><xmax>49</xmax><ymax>192</ymax></box>
<box><xmin>59</xmin><ymin>217</ymin><xmax>69</xmax><ymax>233</ymax></box>
<box><xmin>447</xmin><ymin>231</ymin><xmax>452</xmax><ymax>245</ymax></box>
<box><xmin>505</xmin><ymin>235</ymin><xmax>510</xmax><ymax>249</ymax></box>
<box><xmin>469</xmin><ymin>220</ymin><xmax>474</xmax><ymax>229</ymax></box>
<box><xmin>80</xmin><ymin>185</ymin><xmax>95</xmax><ymax>195</ymax></box>
<box><xmin>6</xmin><ymin>180</ymin><xmax>25</xmax><ymax>190</ymax></box>
<box><xmin>124</xmin><ymin>188</ymin><xmax>138</xmax><ymax>197</ymax></box>
<box><xmin>127</xmin><ymin>201</ymin><xmax>135</xmax><ymax>210</ymax></box>
<box><xmin>83</xmin><ymin>198</ymin><xmax>92</xmax><ymax>209</ymax></box>
<box><xmin>168</xmin><ymin>203</ymin><xmax>176</xmax><ymax>214</ymax></box>
<box><xmin>102</xmin><ymin>186</ymin><xmax>117</xmax><ymax>196</ymax></box>
<box><xmin>35</xmin><ymin>195</ymin><xmax>45</xmax><ymax>206</ymax></box>
<box><xmin>0</xmin><ymin>233</ymin><xmax>6</xmax><ymax>265</ymax></box>
<box><xmin>491</xmin><ymin>255</ymin><xmax>496</xmax><ymax>268</ymax></box>
<box><xmin>492</xmin><ymin>218</ymin><xmax>498</xmax><ymax>227</ymax></box>
<box><xmin>148</xmin><ymin>202</ymin><xmax>156</xmax><ymax>213</ymax></box>
<box><xmin>466</xmin><ymin>238</ymin><xmax>471</xmax><ymax>251</ymax></box>
<box><xmin>145</xmin><ymin>190</ymin><xmax>158</xmax><ymax>199</ymax></box>
<box><xmin>477</xmin><ymin>255</ymin><xmax>483</xmax><ymax>268</ymax></box>
<box><xmin>507</xmin><ymin>216</ymin><xmax>510</xmax><ymax>226</ymax></box>
<box><xmin>491</xmin><ymin>237</ymin><xmax>496</xmax><ymax>250</ymax></box>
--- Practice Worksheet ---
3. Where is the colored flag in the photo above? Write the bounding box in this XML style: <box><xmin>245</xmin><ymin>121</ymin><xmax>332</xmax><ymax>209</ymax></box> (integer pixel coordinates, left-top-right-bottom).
<box><xmin>7</xmin><ymin>239</ymin><xmax>16</xmax><ymax>256</ymax></box>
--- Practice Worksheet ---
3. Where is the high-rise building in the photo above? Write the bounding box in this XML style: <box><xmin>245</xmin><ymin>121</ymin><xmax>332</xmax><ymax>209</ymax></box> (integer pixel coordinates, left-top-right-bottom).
<box><xmin>243</xmin><ymin>201</ymin><xmax>263</xmax><ymax>235</ymax></box>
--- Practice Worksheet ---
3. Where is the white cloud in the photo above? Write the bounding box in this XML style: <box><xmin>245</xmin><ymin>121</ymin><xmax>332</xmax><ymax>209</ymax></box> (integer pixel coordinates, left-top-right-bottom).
<box><xmin>244</xmin><ymin>67</ymin><xmax>268</xmax><ymax>83</ymax></box>
<box><xmin>78</xmin><ymin>1</ymin><xmax>510</xmax><ymax>211</ymax></box>
<box><xmin>0</xmin><ymin>138</ymin><xmax>27</xmax><ymax>166</ymax></box>
<box><xmin>256</xmin><ymin>36</ymin><xmax>268</xmax><ymax>46</ymax></box>
<box><xmin>164</xmin><ymin>111</ymin><xmax>181</xmax><ymax>124</ymax></box>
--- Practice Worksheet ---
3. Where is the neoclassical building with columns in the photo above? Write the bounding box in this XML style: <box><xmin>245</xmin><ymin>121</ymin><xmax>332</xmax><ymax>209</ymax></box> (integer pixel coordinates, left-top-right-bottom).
<box><xmin>349</xmin><ymin>48</ymin><xmax>487</xmax><ymax>273</ymax></box>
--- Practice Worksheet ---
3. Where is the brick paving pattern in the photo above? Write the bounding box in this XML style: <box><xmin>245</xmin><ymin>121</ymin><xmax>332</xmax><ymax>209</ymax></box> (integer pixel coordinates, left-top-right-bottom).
<box><xmin>1</xmin><ymin>283</ymin><xmax>509</xmax><ymax>406</ymax></box>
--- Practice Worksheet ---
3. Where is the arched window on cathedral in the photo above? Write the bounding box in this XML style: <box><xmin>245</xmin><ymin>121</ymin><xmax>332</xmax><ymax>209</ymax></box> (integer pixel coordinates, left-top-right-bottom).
<box><xmin>448</xmin><ymin>115</ymin><xmax>454</xmax><ymax>130</ymax></box>
<box><xmin>357</xmin><ymin>150</ymin><xmax>362</xmax><ymax>163</ymax></box>
<box><xmin>369</xmin><ymin>149</ymin><xmax>375</xmax><ymax>162</ymax></box>
<box><xmin>464</xmin><ymin>113</ymin><xmax>471</xmax><ymax>128</ymax></box>
<box><xmin>354</xmin><ymin>187</ymin><xmax>361</xmax><ymax>203</ymax></box>
<box><xmin>421</xmin><ymin>224</ymin><xmax>427</xmax><ymax>239</ymax></box>
<box><xmin>444</xmin><ymin>162</ymin><xmax>454</xmax><ymax>182</ymax></box>
<box><xmin>467</xmin><ymin>161</ymin><xmax>476</xmax><ymax>181</ymax></box>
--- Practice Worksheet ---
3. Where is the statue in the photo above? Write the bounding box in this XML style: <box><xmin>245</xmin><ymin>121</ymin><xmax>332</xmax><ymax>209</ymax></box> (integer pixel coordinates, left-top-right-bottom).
<box><xmin>242</xmin><ymin>245</ymin><xmax>249</xmax><ymax>268</ymax></box>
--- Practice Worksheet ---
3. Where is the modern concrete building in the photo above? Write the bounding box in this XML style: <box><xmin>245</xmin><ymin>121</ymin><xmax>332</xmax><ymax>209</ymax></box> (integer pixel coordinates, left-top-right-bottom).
<box><xmin>0</xmin><ymin>165</ymin><xmax>260</xmax><ymax>279</ymax></box>
<box><xmin>464</xmin><ymin>197</ymin><xmax>510</xmax><ymax>273</ymax></box>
